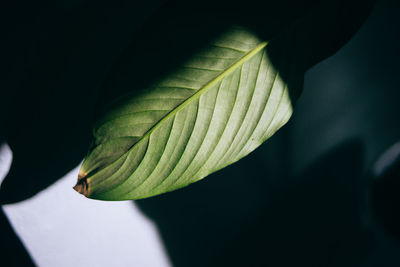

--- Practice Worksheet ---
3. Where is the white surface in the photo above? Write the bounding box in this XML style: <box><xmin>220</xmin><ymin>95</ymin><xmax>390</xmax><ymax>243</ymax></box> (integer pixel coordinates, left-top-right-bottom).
<box><xmin>0</xmin><ymin>143</ymin><xmax>171</xmax><ymax>267</ymax></box>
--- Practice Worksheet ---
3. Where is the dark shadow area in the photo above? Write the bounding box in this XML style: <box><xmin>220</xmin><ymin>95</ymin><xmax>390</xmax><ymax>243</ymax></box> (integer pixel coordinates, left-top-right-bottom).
<box><xmin>0</xmin><ymin>208</ymin><xmax>35</xmax><ymax>266</ymax></box>
<box><xmin>219</xmin><ymin>140</ymin><xmax>371</xmax><ymax>267</ymax></box>
<box><xmin>0</xmin><ymin>2</ymin><xmax>163</xmax><ymax>204</ymax></box>
<box><xmin>137</xmin><ymin>139</ymin><xmax>372</xmax><ymax>267</ymax></box>
<box><xmin>266</xmin><ymin>0</ymin><xmax>376</xmax><ymax>101</ymax></box>
<box><xmin>371</xmin><ymin>144</ymin><xmax>400</xmax><ymax>242</ymax></box>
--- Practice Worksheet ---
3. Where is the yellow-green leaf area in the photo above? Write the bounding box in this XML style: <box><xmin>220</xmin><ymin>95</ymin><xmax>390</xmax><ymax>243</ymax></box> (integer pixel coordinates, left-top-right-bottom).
<box><xmin>75</xmin><ymin>27</ymin><xmax>294</xmax><ymax>200</ymax></box>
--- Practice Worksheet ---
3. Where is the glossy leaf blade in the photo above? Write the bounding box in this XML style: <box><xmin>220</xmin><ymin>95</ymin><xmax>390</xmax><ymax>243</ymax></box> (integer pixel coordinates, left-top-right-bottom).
<box><xmin>75</xmin><ymin>27</ymin><xmax>295</xmax><ymax>200</ymax></box>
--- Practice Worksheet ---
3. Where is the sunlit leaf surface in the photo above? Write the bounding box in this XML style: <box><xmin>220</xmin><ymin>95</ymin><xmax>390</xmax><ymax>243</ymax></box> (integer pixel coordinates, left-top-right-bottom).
<box><xmin>75</xmin><ymin>27</ymin><xmax>296</xmax><ymax>200</ymax></box>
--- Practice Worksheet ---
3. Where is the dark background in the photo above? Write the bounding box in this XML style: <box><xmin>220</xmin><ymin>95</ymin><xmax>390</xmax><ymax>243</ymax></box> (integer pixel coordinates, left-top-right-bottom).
<box><xmin>1</xmin><ymin>0</ymin><xmax>399</xmax><ymax>266</ymax></box>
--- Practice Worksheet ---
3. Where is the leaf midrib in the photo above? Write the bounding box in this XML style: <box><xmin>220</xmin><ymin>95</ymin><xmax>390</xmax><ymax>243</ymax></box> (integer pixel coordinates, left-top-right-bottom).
<box><xmin>85</xmin><ymin>41</ymin><xmax>268</xmax><ymax>187</ymax></box>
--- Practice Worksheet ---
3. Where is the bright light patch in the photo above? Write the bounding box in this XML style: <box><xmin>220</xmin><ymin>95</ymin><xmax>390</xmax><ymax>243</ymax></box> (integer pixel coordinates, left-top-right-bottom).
<box><xmin>0</xmin><ymin>142</ymin><xmax>171</xmax><ymax>267</ymax></box>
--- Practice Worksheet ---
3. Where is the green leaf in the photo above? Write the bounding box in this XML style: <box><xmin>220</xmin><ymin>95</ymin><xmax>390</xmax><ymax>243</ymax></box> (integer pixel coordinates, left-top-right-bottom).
<box><xmin>75</xmin><ymin>27</ymin><xmax>297</xmax><ymax>200</ymax></box>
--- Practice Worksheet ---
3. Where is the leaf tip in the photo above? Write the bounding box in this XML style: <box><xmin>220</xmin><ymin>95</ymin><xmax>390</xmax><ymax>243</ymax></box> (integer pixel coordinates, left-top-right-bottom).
<box><xmin>73</xmin><ymin>171</ymin><xmax>89</xmax><ymax>197</ymax></box>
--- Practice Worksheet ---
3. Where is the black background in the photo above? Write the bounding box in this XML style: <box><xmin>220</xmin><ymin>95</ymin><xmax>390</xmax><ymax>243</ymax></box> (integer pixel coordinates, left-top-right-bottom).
<box><xmin>1</xmin><ymin>0</ymin><xmax>399</xmax><ymax>266</ymax></box>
